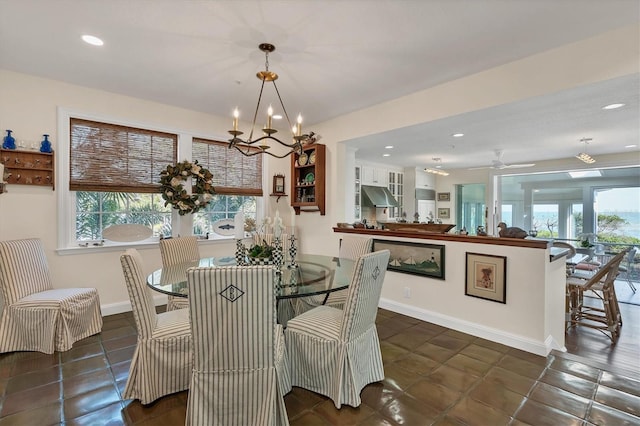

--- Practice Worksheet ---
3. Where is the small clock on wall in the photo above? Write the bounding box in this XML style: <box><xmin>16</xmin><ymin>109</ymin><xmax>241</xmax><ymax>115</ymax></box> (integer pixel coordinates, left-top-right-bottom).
<box><xmin>272</xmin><ymin>174</ymin><xmax>286</xmax><ymax>195</ymax></box>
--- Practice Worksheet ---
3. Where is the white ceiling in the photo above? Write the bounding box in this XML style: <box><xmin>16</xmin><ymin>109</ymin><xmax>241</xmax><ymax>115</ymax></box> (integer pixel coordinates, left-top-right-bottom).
<box><xmin>1</xmin><ymin>0</ymin><xmax>639</xmax><ymax>170</ymax></box>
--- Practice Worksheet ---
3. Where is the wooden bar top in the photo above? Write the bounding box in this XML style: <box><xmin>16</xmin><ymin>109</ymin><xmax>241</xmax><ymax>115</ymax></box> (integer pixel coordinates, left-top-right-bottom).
<box><xmin>333</xmin><ymin>227</ymin><xmax>551</xmax><ymax>249</ymax></box>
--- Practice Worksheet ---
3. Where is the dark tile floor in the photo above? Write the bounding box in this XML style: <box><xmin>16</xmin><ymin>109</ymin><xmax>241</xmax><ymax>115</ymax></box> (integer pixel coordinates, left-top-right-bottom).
<box><xmin>0</xmin><ymin>304</ymin><xmax>638</xmax><ymax>425</ymax></box>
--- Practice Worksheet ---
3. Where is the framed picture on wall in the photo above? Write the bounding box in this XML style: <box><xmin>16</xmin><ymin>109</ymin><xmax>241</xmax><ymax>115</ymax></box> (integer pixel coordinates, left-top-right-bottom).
<box><xmin>272</xmin><ymin>174</ymin><xmax>286</xmax><ymax>194</ymax></box>
<box><xmin>372</xmin><ymin>239</ymin><xmax>445</xmax><ymax>279</ymax></box>
<box><xmin>437</xmin><ymin>192</ymin><xmax>450</xmax><ymax>202</ymax></box>
<box><xmin>465</xmin><ymin>252</ymin><xmax>507</xmax><ymax>304</ymax></box>
<box><xmin>437</xmin><ymin>208</ymin><xmax>450</xmax><ymax>219</ymax></box>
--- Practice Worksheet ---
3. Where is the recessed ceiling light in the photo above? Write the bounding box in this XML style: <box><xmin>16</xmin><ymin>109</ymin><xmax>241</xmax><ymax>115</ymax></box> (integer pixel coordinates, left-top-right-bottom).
<box><xmin>625</xmin><ymin>144</ymin><xmax>637</xmax><ymax>148</ymax></box>
<box><xmin>272</xmin><ymin>114</ymin><xmax>282</xmax><ymax>120</ymax></box>
<box><xmin>452</xmin><ymin>133</ymin><xmax>464</xmax><ymax>138</ymax></box>
<box><xmin>602</xmin><ymin>103</ymin><xmax>625</xmax><ymax>110</ymax></box>
<box><xmin>382</xmin><ymin>153</ymin><xmax>390</xmax><ymax>157</ymax></box>
<box><xmin>384</xmin><ymin>145</ymin><xmax>394</xmax><ymax>149</ymax></box>
<box><xmin>82</xmin><ymin>35</ymin><xmax>104</xmax><ymax>46</ymax></box>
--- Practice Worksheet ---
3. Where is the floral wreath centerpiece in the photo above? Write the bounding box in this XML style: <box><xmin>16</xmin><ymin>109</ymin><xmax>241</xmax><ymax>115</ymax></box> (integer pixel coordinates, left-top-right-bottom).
<box><xmin>159</xmin><ymin>160</ymin><xmax>215</xmax><ymax>215</ymax></box>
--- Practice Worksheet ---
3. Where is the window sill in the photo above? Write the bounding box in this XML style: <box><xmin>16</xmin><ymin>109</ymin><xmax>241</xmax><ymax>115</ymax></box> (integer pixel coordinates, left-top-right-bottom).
<box><xmin>56</xmin><ymin>236</ymin><xmax>240</xmax><ymax>256</ymax></box>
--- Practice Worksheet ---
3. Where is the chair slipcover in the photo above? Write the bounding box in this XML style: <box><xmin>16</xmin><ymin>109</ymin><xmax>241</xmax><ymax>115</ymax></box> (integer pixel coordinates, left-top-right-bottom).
<box><xmin>285</xmin><ymin>249</ymin><xmax>390</xmax><ymax>408</ymax></box>
<box><xmin>0</xmin><ymin>238</ymin><xmax>102</xmax><ymax>354</ymax></box>
<box><xmin>294</xmin><ymin>236</ymin><xmax>373</xmax><ymax>315</ymax></box>
<box><xmin>159</xmin><ymin>236</ymin><xmax>200</xmax><ymax>311</ymax></box>
<box><xmin>120</xmin><ymin>249</ymin><xmax>192</xmax><ymax>404</ymax></box>
<box><xmin>324</xmin><ymin>236</ymin><xmax>373</xmax><ymax>309</ymax></box>
<box><xmin>186</xmin><ymin>266</ymin><xmax>291</xmax><ymax>426</ymax></box>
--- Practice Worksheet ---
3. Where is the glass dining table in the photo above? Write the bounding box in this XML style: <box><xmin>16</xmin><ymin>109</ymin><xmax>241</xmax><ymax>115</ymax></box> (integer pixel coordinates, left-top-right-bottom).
<box><xmin>146</xmin><ymin>253</ymin><xmax>356</xmax><ymax>303</ymax></box>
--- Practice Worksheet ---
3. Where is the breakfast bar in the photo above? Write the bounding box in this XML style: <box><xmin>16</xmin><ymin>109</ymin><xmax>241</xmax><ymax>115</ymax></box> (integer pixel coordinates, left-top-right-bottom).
<box><xmin>334</xmin><ymin>227</ymin><xmax>568</xmax><ymax>356</ymax></box>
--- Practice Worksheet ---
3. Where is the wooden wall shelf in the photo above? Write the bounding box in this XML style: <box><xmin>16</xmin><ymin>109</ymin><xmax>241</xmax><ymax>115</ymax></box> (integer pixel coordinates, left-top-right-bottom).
<box><xmin>291</xmin><ymin>143</ymin><xmax>325</xmax><ymax>215</ymax></box>
<box><xmin>1</xmin><ymin>149</ymin><xmax>55</xmax><ymax>190</ymax></box>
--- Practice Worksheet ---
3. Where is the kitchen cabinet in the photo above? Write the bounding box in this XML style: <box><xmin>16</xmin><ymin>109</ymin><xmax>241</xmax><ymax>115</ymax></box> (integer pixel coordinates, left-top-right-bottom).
<box><xmin>387</xmin><ymin>171</ymin><xmax>404</xmax><ymax>219</ymax></box>
<box><xmin>291</xmin><ymin>143</ymin><xmax>325</xmax><ymax>215</ymax></box>
<box><xmin>415</xmin><ymin>169</ymin><xmax>435</xmax><ymax>188</ymax></box>
<box><xmin>361</xmin><ymin>165</ymin><xmax>387</xmax><ymax>187</ymax></box>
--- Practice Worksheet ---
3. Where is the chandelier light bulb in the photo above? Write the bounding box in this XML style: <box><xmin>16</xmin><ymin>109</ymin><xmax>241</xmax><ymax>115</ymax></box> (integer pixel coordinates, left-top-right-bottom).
<box><xmin>232</xmin><ymin>108</ymin><xmax>239</xmax><ymax>131</ymax></box>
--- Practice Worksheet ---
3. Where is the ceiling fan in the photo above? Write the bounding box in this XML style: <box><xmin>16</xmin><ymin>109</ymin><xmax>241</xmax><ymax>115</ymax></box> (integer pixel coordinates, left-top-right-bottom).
<box><xmin>469</xmin><ymin>150</ymin><xmax>536</xmax><ymax>170</ymax></box>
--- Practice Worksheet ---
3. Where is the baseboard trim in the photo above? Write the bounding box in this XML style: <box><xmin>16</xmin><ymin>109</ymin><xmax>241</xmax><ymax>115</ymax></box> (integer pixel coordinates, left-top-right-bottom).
<box><xmin>379</xmin><ymin>298</ymin><xmax>553</xmax><ymax>356</ymax></box>
<box><xmin>101</xmin><ymin>294</ymin><xmax>168</xmax><ymax>317</ymax></box>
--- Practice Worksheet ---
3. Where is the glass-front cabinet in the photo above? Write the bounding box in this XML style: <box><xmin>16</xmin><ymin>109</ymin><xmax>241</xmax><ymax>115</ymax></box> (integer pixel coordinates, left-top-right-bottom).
<box><xmin>388</xmin><ymin>171</ymin><xmax>403</xmax><ymax>219</ymax></box>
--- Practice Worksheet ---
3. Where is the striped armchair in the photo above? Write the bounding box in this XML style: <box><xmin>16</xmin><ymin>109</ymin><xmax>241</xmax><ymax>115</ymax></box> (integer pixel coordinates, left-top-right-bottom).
<box><xmin>285</xmin><ymin>249</ymin><xmax>390</xmax><ymax>408</ymax></box>
<box><xmin>120</xmin><ymin>249</ymin><xmax>192</xmax><ymax>404</ymax></box>
<box><xmin>294</xmin><ymin>236</ymin><xmax>373</xmax><ymax>315</ymax></box>
<box><xmin>0</xmin><ymin>238</ymin><xmax>102</xmax><ymax>354</ymax></box>
<box><xmin>159</xmin><ymin>236</ymin><xmax>200</xmax><ymax>311</ymax></box>
<box><xmin>186</xmin><ymin>265</ymin><xmax>291</xmax><ymax>426</ymax></box>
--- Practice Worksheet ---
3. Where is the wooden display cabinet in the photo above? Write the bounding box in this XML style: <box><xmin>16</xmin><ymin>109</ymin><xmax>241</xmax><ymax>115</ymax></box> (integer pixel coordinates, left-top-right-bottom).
<box><xmin>1</xmin><ymin>149</ymin><xmax>55</xmax><ymax>190</ymax></box>
<box><xmin>291</xmin><ymin>143</ymin><xmax>325</xmax><ymax>215</ymax></box>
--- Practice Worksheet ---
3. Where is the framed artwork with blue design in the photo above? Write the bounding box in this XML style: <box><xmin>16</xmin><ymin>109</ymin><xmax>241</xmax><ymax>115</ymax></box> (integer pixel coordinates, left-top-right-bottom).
<box><xmin>372</xmin><ymin>239</ymin><xmax>445</xmax><ymax>279</ymax></box>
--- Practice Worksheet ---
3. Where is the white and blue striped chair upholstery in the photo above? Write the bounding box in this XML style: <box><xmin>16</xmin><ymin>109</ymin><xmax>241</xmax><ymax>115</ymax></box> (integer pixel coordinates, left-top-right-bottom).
<box><xmin>324</xmin><ymin>236</ymin><xmax>373</xmax><ymax>309</ymax></box>
<box><xmin>0</xmin><ymin>238</ymin><xmax>102</xmax><ymax>354</ymax></box>
<box><xmin>120</xmin><ymin>249</ymin><xmax>192</xmax><ymax>405</ymax></box>
<box><xmin>186</xmin><ymin>265</ymin><xmax>291</xmax><ymax>426</ymax></box>
<box><xmin>294</xmin><ymin>236</ymin><xmax>373</xmax><ymax>315</ymax></box>
<box><xmin>285</xmin><ymin>249</ymin><xmax>390</xmax><ymax>409</ymax></box>
<box><xmin>159</xmin><ymin>236</ymin><xmax>200</xmax><ymax>311</ymax></box>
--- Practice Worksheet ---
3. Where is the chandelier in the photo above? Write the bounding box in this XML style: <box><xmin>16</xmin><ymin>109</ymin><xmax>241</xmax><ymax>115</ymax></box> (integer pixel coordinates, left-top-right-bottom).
<box><xmin>576</xmin><ymin>138</ymin><xmax>596</xmax><ymax>164</ymax></box>
<box><xmin>228</xmin><ymin>43</ymin><xmax>308</xmax><ymax>158</ymax></box>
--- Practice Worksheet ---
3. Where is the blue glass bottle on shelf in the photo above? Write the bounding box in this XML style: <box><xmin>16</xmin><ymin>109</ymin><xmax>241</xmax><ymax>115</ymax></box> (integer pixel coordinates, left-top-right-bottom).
<box><xmin>40</xmin><ymin>134</ymin><xmax>52</xmax><ymax>153</ymax></box>
<box><xmin>2</xmin><ymin>130</ymin><xmax>16</xmax><ymax>150</ymax></box>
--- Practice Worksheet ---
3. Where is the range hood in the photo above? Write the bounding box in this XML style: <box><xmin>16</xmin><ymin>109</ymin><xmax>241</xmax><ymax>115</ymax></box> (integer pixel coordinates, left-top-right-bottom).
<box><xmin>361</xmin><ymin>185</ymin><xmax>399</xmax><ymax>207</ymax></box>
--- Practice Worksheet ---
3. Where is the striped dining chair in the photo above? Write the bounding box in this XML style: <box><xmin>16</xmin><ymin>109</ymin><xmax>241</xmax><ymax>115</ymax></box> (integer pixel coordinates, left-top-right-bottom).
<box><xmin>120</xmin><ymin>249</ymin><xmax>192</xmax><ymax>404</ymax></box>
<box><xmin>0</xmin><ymin>238</ymin><xmax>103</xmax><ymax>354</ymax></box>
<box><xmin>285</xmin><ymin>249</ymin><xmax>390</xmax><ymax>408</ymax></box>
<box><xmin>294</xmin><ymin>235</ymin><xmax>373</xmax><ymax>315</ymax></box>
<box><xmin>159</xmin><ymin>236</ymin><xmax>200</xmax><ymax>311</ymax></box>
<box><xmin>186</xmin><ymin>265</ymin><xmax>291</xmax><ymax>426</ymax></box>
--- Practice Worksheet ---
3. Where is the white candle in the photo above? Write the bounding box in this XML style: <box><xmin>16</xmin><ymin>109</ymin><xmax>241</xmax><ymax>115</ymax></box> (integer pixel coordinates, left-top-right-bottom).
<box><xmin>267</xmin><ymin>105</ymin><xmax>273</xmax><ymax>129</ymax></box>
<box><xmin>232</xmin><ymin>108</ymin><xmax>239</xmax><ymax>131</ymax></box>
<box><xmin>234</xmin><ymin>211</ymin><xmax>244</xmax><ymax>239</ymax></box>
<box><xmin>296</xmin><ymin>114</ymin><xmax>303</xmax><ymax>136</ymax></box>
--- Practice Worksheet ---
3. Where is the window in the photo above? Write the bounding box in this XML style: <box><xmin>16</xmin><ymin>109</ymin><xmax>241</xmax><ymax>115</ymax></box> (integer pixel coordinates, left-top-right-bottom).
<box><xmin>70</xmin><ymin>118</ymin><xmax>177</xmax><ymax>243</ymax></box>
<box><xmin>498</xmin><ymin>166</ymin><xmax>639</xmax><ymax>243</ymax></box>
<box><xmin>191</xmin><ymin>138</ymin><xmax>263</xmax><ymax>236</ymax></box>
<box><xmin>533</xmin><ymin>204</ymin><xmax>559</xmax><ymax>238</ymax></box>
<box><xmin>61</xmin><ymin>113</ymin><xmax>266</xmax><ymax>248</ymax></box>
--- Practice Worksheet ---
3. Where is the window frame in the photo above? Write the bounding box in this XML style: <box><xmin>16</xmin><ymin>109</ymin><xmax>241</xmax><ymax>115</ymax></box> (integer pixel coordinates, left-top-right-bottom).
<box><xmin>56</xmin><ymin>107</ymin><xmax>265</xmax><ymax>253</ymax></box>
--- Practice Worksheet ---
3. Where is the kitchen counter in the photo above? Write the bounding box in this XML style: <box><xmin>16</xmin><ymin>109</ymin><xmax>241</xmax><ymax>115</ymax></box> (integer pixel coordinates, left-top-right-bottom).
<box><xmin>333</xmin><ymin>227</ymin><xmax>551</xmax><ymax>249</ymax></box>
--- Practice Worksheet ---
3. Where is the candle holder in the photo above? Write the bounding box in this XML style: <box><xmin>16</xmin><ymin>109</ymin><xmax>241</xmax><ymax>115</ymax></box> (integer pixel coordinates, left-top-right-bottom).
<box><xmin>272</xmin><ymin>236</ymin><xmax>284</xmax><ymax>273</ymax></box>
<box><xmin>234</xmin><ymin>239</ymin><xmax>247</xmax><ymax>266</ymax></box>
<box><xmin>288</xmin><ymin>234</ymin><xmax>298</xmax><ymax>268</ymax></box>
